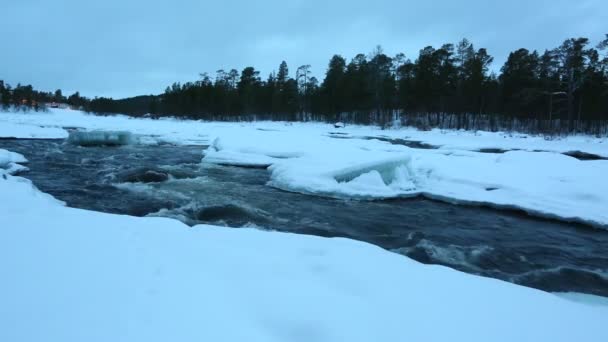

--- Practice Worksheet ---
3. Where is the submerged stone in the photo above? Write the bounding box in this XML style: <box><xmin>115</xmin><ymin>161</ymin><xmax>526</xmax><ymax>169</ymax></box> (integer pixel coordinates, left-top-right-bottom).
<box><xmin>122</xmin><ymin>169</ymin><xmax>169</xmax><ymax>183</ymax></box>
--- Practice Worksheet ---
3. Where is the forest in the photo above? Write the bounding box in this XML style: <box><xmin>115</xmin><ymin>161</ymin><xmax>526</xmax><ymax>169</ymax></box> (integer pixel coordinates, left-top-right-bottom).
<box><xmin>2</xmin><ymin>35</ymin><xmax>608</xmax><ymax>135</ymax></box>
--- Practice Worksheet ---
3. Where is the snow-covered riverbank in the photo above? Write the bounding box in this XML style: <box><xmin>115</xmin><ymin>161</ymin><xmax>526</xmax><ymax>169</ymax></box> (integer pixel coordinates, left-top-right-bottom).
<box><xmin>2</xmin><ymin>108</ymin><xmax>608</xmax><ymax>227</ymax></box>
<box><xmin>1</xmin><ymin>148</ymin><xmax>607</xmax><ymax>341</ymax></box>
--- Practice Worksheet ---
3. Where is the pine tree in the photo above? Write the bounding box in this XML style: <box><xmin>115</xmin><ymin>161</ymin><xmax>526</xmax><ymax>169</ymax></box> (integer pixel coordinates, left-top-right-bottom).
<box><xmin>321</xmin><ymin>55</ymin><xmax>346</xmax><ymax>117</ymax></box>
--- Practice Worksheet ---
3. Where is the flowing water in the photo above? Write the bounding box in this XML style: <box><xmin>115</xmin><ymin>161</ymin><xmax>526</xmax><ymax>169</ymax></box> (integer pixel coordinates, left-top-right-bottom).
<box><xmin>2</xmin><ymin>139</ymin><xmax>607</xmax><ymax>297</ymax></box>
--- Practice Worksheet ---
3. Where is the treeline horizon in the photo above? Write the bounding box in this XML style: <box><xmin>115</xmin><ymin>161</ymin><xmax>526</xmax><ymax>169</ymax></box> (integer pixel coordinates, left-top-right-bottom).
<box><xmin>2</xmin><ymin>35</ymin><xmax>608</xmax><ymax>135</ymax></box>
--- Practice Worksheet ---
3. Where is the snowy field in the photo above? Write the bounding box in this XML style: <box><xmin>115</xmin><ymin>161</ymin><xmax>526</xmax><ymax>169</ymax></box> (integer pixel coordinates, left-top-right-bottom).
<box><xmin>1</xmin><ymin>147</ymin><xmax>607</xmax><ymax>341</ymax></box>
<box><xmin>1</xmin><ymin>108</ymin><xmax>608</xmax><ymax>340</ymax></box>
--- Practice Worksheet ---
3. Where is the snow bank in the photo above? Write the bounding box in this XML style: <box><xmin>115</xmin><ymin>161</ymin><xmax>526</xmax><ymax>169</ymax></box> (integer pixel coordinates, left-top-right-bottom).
<box><xmin>2</xmin><ymin>108</ymin><xmax>608</xmax><ymax>226</ymax></box>
<box><xmin>202</xmin><ymin>131</ymin><xmax>608</xmax><ymax>227</ymax></box>
<box><xmin>1</xmin><ymin>108</ymin><xmax>212</xmax><ymax>145</ymax></box>
<box><xmin>0</xmin><ymin>120</ymin><xmax>68</xmax><ymax>139</ymax></box>
<box><xmin>0</xmin><ymin>158</ymin><xmax>606</xmax><ymax>341</ymax></box>
<box><xmin>350</xmin><ymin>128</ymin><xmax>608</xmax><ymax>158</ymax></box>
<box><xmin>202</xmin><ymin>137</ymin><xmax>283</xmax><ymax>167</ymax></box>
<box><xmin>3</xmin><ymin>107</ymin><xmax>606</xmax><ymax>153</ymax></box>
<box><xmin>0</xmin><ymin>149</ymin><xmax>29</xmax><ymax>175</ymax></box>
<box><xmin>401</xmin><ymin>149</ymin><xmax>608</xmax><ymax>227</ymax></box>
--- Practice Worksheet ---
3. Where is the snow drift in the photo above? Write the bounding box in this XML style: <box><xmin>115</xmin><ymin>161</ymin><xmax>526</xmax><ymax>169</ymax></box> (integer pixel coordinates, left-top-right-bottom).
<box><xmin>0</xmin><ymin>157</ymin><xmax>607</xmax><ymax>341</ymax></box>
<box><xmin>1</xmin><ymin>108</ymin><xmax>608</xmax><ymax>340</ymax></box>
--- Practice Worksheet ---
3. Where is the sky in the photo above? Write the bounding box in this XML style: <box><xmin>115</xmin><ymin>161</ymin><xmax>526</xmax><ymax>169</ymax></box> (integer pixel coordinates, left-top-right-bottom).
<box><xmin>1</xmin><ymin>0</ymin><xmax>607</xmax><ymax>99</ymax></box>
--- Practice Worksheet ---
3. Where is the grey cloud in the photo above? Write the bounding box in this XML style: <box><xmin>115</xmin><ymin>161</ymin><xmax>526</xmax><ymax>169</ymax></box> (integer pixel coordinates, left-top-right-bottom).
<box><xmin>1</xmin><ymin>0</ymin><xmax>606</xmax><ymax>98</ymax></box>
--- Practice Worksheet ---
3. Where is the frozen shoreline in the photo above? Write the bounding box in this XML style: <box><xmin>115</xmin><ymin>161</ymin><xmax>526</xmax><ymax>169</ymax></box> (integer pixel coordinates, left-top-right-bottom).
<box><xmin>1</xmin><ymin>108</ymin><xmax>607</xmax><ymax>152</ymax></box>
<box><xmin>204</xmin><ymin>133</ymin><xmax>608</xmax><ymax>229</ymax></box>
<box><xmin>2</xmin><ymin>108</ymin><xmax>608</xmax><ymax>228</ymax></box>
<box><xmin>1</xmin><ymin>148</ymin><xmax>607</xmax><ymax>341</ymax></box>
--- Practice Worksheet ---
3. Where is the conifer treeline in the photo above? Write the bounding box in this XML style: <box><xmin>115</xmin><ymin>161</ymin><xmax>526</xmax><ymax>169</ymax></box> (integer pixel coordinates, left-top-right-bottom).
<box><xmin>3</xmin><ymin>36</ymin><xmax>608</xmax><ymax>134</ymax></box>
<box><xmin>0</xmin><ymin>83</ymin><xmax>88</xmax><ymax>110</ymax></box>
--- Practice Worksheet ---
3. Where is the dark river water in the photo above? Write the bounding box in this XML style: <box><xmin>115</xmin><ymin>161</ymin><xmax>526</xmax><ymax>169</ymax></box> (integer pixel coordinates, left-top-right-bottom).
<box><xmin>2</xmin><ymin>139</ymin><xmax>607</xmax><ymax>297</ymax></box>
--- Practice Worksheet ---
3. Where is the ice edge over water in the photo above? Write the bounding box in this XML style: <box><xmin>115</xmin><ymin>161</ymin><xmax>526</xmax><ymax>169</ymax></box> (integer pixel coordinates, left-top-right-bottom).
<box><xmin>202</xmin><ymin>139</ymin><xmax>608</xmax><ymax>230</ymax></box>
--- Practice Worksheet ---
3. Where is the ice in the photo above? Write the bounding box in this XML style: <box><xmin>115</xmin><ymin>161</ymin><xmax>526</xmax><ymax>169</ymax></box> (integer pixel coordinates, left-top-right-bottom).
<box><xmin>68</xmin><ymin>130</ymin><xmax>134</xmax><ymax>146</ymax></box>
<box><xmin>329</xmin><ymin>158</ymin><xmax>417</xmax><ymax>197</ymax></box>
<box><xmin>0</xmin><ymin>149</ymin><xmax>29</xmax><ymax>175</ymax></box>
<box><xmin>411</xmin><ymin>150</ymin><xmax>608</xmax><ymax>227</ymax></box>
<box><xmin>202</xmin><ymin>138</ymin><xmax>279</xmax><ymax>168</ymax></box>
<box><xmin>0</xmin><ymin>164</ymin><xmax>607</xmax><ymax>341</ymax></box>
<box><xmin>267</xmin><ymin>149</ymin><xmax>420</xmax><ymax>199</ymax></box>
<box><xmin>333</xmin><ymin>158</ymin><xmax>411</xmax><ymax>184</ymax></box>
<box><xmin>207</xmin><ymin>132</ymin><xmax>608</xmax><ymax>227</ymax></box>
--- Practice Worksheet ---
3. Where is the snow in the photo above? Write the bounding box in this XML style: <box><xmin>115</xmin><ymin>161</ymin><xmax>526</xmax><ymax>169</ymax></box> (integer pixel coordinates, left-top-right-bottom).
<box><xmin>2</xmin><ymin>107</ymin><xmax>608</xmax><ymax>227</ymax></box>
<box><xmin>0</xmin><ymin>149</ymin><xmax>29</xmax><ymax>175</ymax></box>
<box><xmin>0</xmin><ymin>159</ymin><xmax>607</xmax><ymax>341</ymax></box>
<box><xmin>202</xmin><ymin>137</ymin><xmax>281</xmax><ymax>167</ymax></box>
<box><xmin>338</xmin><ymin>127</ymin><xmax>608</xmax><ymax>158</ymax></box>
<box><xmin>204</xmin><ymin>130</ymin><xmax>608</xmax><ymax>227</ymax></box>
<box><xmin>556</xmin><ymin>292</ymin><xmax>608</xmax><ymax>307</ymax></box>
<box><xmin>0</xmin><ymin>108</ymin><xmax>212</xmax><ymax>145</ymax></box>
<box><xmin>1</xmin><ymin>108</ymin><xmax>608</xmax><ymax>340</ymax></box>
<box><xmin>3</xmin><ymin>107</ymin><xmax>606</xmax><ymax>153</ymax></box>
<box><xmin>0</xmin><ymin>120</ymin><xmax>68</xmax><ymax>139</ymax></box>
<box><xmin>409</xmin><ymin>149</ymin><xmax>608</xmax><ymax>227</ymax></box>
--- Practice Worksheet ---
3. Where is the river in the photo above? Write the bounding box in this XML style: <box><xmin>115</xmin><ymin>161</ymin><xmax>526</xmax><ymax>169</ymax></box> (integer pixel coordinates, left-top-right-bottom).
<box><xmin>2</xmin><ymin>138</ymin><xmax>607</xmax><ymax>297</ymax></box>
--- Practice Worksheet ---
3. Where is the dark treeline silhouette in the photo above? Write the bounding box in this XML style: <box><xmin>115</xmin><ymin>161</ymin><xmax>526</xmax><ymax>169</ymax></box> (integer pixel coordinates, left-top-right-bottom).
<box><xmin>3</xmin><ymin>35</ymin><xmax>608</xmax><ymax>135</ymax></box>
<box><xmin>0</xmin><ymin>81</ymin><xmax>88</xmax><ymax>111</ymax></box>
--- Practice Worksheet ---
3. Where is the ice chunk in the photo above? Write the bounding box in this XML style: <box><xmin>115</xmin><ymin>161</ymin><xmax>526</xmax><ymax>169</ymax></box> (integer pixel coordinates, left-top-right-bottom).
<box><xmin>327</xmin><ymin>158</ymin><xmax>417</xmax><ymax>197</ymax></box>
<box><xmin>68</xmin><ymin>130</ymin><xmax>133</xmax><ymax>146</ymax></box>
<box><xmin>334</xmin><ymin>158</ymin><xmax>414</xmax><ymax>187</ymax></box>
<box><xmin>203</xmin><ymin>137</ymin><xmax>291</xmax><ymax>168</ymax></box>
<box><xmin>0</xmin><ymin>149</ymin><xmax>29</xmax><ymax>175</ymax></box>
<box><xmin>203</xmin><ymin>149</ymin><xmax>277</xmax><ymax>168</ymax></box>
<box><xmin>0</xmin><ymin>149</ymin><xmax>27</xmax><ymax>165</ymax></box>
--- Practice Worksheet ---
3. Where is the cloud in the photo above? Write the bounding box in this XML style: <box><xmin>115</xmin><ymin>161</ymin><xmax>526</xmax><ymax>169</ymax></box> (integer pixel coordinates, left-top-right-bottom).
<box><xmin>1</xmin><ymin>0</ymin><xmax>606</xmax><ymax>98</ymax></box>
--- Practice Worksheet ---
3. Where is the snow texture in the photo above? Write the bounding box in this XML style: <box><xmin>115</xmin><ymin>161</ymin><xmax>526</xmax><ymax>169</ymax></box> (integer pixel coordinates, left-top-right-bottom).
<box><xmin>0</xmin><ymin>119</ymin><xmax>68</xmax><ymax>139</ymax></box>
<box><xmin>1</xmin><ymin>108</ymin><xmax>607</xmax><ymax>340</ymax></box>
<box><xmin>0</xmin><ymin>159</ymin><xmax>607</xmax><ymax>341</ymax></box>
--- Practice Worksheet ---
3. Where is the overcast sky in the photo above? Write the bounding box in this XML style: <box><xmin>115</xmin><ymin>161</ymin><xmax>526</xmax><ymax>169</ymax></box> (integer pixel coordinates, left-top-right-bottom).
<box><xmin>2</xmin><ymin>0</ymin><xmax>606</xmax><ymax>98</ymax></box>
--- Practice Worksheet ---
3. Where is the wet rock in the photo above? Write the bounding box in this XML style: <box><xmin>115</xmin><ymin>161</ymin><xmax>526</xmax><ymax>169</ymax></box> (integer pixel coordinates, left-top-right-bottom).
<box><xmin>195</xmin><ymin>204</ymin><xmax>269</xmax><ymax>225</ymax></box>
<box><xmin>122</xmin><ymin>169</ymin><xmax>169</xmax><ymax>183</ymax></box>
<box><xmin>478</xmin><ymin>148</ymin><xmax>510</xmax><ymax>153</ymax></box>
